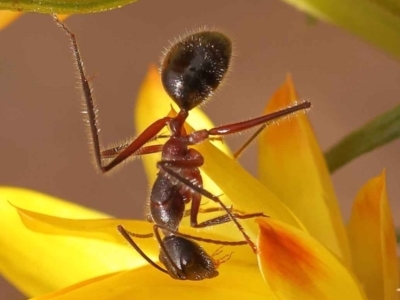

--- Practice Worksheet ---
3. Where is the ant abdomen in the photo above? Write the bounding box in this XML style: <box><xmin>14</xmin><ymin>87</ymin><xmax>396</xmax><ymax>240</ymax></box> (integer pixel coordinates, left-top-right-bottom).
<box><xmin>161</xmin><ymin>31</ymin><xmax>232</xmax><ymax>111</ymax></box>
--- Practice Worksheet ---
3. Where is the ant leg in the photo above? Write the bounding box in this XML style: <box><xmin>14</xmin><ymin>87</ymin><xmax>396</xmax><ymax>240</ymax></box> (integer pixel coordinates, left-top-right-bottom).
<box><xmin>183</xmin><ymin>206</ymin><xmax>244</xmax><ymax>217</ymax></box>
<box><xmin>121</xmin><ymin>230</ymin><xmax>154</xmax><ymax>239</ymax></box>
<box><xmin>189</xmin><ymin>192</ymin><xmax>266</xmax><ymax>228</ymax></box>
<box><xmin>208</xmin><ymin>101</ymin><xmax>310</xmax><ymax>135</ymax></box>
<box><xmin>152</xmin><ymin>134</ymin><xmax>171</xmax><ymax>140</ymax></box>
<box><xmin>101</xmin><ymin>130</ymin><xmax>169</xmax><ymax>159</ymax></box>
<box><xmin>152</xmin><ymin>225</ymin><xmax>247</xmax><ymax>246</ymax></box>
<box><xmin>158</xmin><ymin>163</ymin><xmax>258</xmax><ymax>253</ymax></box>
<box><xmin>187</xmin><ymin>101</ymin><xmax>311</xmax><ymax>146</ymax></box>
<box><xmin>117</xmin><ymin>225</ymin><xmax>168</xmax><ymax>275</ymax></box>
<box><xmin>214</xmin><ymin>251</ymin><xmax>234</xmax><ymax>267</ymax></box>
<box><xmin>233</xmin><ymin>125</ymin><xmax>266</xmax><ymax>159</ymax></box>
<box><xmin>53</xmin><ymin>15</ymin><xmax>171</xmax><ymax>173</ymax></box>
<box><xmin>183</xmin><ymin>206</ymin><xmax>266</xmax><ymax>223</ymax></box>
<box><xmin>152</xmin><ymin>224</ymin><xmax>183</xmax><ymax>278</ymax></box>
<box><xmin>101</xmin><ymin>144</ymin><xmax>163</xmax><ymax>160</ymax></box>
<box><xmin>232</xmin><ymin>103</ymin><xmax>310</xmax><ymax>159</ymax></box>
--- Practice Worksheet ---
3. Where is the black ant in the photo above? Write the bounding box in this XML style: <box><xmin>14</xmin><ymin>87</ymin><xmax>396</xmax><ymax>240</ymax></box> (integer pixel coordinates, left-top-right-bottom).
<box><xmin>54</xmin><ymin>16</ymin><xmax>311</xmax><ymax>280</ymax></box>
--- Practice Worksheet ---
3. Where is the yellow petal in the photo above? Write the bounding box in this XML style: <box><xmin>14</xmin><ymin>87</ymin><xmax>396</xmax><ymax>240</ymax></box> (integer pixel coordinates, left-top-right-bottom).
<box><xmin>258</xmin><ymin>74</ymin><xmax>350</xmax><ymax>264</ymax></box>
<box><xmin>347</xmin><ymin>170</ymin><xmax>399</xmax><ymax>300</ymax></box>
<box><xmin>11</xmin><ymin>187</ymin><xmax>260</xmax><ymax>268</ymax></box>
<box><xmin>4</xmin><ymin>189</ymin><xmax>270</xmax><ymax>298</ymax></box>
<box><xmin>14</xmin><ymin>201</ymin><xmax>256</xmax><ymax>264</ymax></box>
<box><xmin>15</xmin><ymin>204</ymin><xmax>158</xmax><ymax>255</ymax></box>
<box><xmin>0</xmin><ymin>12</ymin><xmax>69</xmax><ymax>31</ymax></box>
<box><xmin>197</xmin><ymin>140</ymin><xmax>306</xmax><ymax>236</ymax></box>
<box><xmin>0</xmin><ymin>187</ymin><xmax>146</xmax><ymax>297</ymax></box>
<box><xmin>257</xmin><ymin>218</ymin><xmax>367</xmax><ymax>300</ymax></box>
<box><xmin>134</xmin><ymin>66</ymin><xmax>306</xmax><ymax>242</ymax></box>
<box><xmin>56</xmin><ymin>14</ymin><xmax>69</xmax><ymax>21</ymax></box>
<box><xmin>32</xmin><ymin>272</ymin><xmax>121</xmax><ymax>300</ymax></box>
<box><xmin>0</xmin><ymin>10</ymin><xmax>22</xmax><ymax>30</ymax></box>
<box><xmin>32</xmin><ymin>262</ymin><xmax>271</xmax><ymax>300</ymax></box>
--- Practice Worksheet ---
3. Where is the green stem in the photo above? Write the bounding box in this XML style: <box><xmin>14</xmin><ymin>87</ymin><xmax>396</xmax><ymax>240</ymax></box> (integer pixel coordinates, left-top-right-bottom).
<box><xmin>0</xmin><ymin>0</ymin><xmax>137</xmax><ymax>14</ymax></box>
<box><xmin>325</xmin><ymin>105</ymin><xmax>400</xmax><ymax>173</ymax></box>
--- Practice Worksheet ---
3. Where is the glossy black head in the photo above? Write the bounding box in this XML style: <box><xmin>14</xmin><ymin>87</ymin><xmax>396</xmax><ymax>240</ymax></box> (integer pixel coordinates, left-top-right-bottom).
<box><xmin>161</xmin><ymin>31</ymin><xmax>232</xmax><ymax>111</ymax></box>
<box><xmin>159</xmin><ymin>236</ymin><xmax>219</xmax><ymax>280</ymax></box>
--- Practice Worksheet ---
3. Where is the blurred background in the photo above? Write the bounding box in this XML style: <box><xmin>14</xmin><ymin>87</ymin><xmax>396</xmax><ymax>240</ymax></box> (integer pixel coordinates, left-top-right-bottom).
<box><xmin>1</xmin><ymin>0</ymin><xmax>399</xmax><ymax>298</ymax></box>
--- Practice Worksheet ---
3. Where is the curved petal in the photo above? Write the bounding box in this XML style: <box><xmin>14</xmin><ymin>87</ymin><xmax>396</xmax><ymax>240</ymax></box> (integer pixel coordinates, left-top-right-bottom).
<box><xmin>0</xmin><ymin>10</ymin><xmax>22</xmax><ymax>30</ymax></box>
<box><xmin>347</xmin><ymin>170</ymin><xmax>399</xmax><ymax>300</ymax></box>
<box><xmin>56</xmin><ymin>14</ymin><xmax>70</xmax><ymax>21</ymax></box>
<box><xmin>1</xmin><ymin>186</ymin><xmax>109</xmax><ymax>218</ymax></box>
<box><xmin>14</xmin><ymin>204</ymin><xmax>157</xmax><ymax>252</ymax></box>
<box><xmin>134</xmin><ymin>67</ymin><xmax>306</xmax><ymax>241</ymax></box>
<box><xmin>12</xmin><ymin>191</ymin><xmax>270</xmax><ymax>299</ymax></box>
<box><xmin>197</xmin><ymin>140</ymin><xmax>306</xmax><ymax>236</ymax></box>
<box><xmin>32</xmin><ymin>263</ymin><xmax>271</xmax><ymax>300</ymax></box>
<box><xmin>257</xmin><ymin>218</ymin><xmax>367</xmax><ymax>300</ymax></box>
<box><xmin>0</xmin><ymin>13</ymin><xmax>69</xmax><ymax>31</ymax></box>
<box><xmin>0</xmin><ymin>187</ymin><xmax>145</xmax><ymax>297</ymax></box>
<box><xmin>14</xmin><ymin>198</ymin><xmax>257</xmax><ymax>266</ymax></box>
<box><xmin>258</xmin><ymin>75</ymin><xmax>350</xmax><ymax>264</ymax></box>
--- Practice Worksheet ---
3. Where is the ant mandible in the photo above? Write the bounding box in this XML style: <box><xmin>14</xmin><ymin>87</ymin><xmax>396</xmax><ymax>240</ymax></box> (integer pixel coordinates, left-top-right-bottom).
<box><xmin>54</xmin><ymin>16</ymin><xmax>311</xmax><ymax>280</ymax></box>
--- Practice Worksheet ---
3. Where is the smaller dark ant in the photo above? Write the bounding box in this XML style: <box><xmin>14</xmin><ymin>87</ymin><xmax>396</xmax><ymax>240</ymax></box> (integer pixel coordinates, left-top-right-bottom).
<box><xmin>54</xmin><ymin>16</ymin><xmax>311</xmax><ymax>280</ymax></box>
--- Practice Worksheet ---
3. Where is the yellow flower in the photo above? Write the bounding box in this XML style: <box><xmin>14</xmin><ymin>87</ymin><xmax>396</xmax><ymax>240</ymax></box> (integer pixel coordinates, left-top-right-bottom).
<box><xmin>0</xmin><ymin>11</ymin><xmax>69</xmax><ymax>30</ymax></box>
<box><xmin>0</xmin><ymin>66</ymin><xmax>398</xmax><ymax>299</ymax></box>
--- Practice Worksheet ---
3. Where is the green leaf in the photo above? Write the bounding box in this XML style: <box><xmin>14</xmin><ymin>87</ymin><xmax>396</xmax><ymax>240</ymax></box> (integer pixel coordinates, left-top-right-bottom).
<box><xmin>325</xmin><ymin>105</ymin><xmax>400</xmax><ymax>173</ymax></box>
<box><xmin>279</xmin><ymin>0</ymin><xmax>400</xmax><ymax>58</ymax></box>
<box><xmin>0</xmin><ymin>0</ymin><xmax>137</xmax><ymax>14</ymax></box>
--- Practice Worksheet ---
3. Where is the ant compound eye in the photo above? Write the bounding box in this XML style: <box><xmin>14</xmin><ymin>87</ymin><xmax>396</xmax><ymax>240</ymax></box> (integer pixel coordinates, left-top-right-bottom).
<box><xmin>161</xmin><ymin>31</ymin><xmax>232</xmax><ymax>111</ymax></box>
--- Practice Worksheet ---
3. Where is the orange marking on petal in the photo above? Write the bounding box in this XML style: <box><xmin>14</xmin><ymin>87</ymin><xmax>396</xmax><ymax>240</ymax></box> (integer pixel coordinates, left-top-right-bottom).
<box><xmin>351</xmin><ymin>175</ymin><xmax>384</xmax><ymax>220</ymax></box>
<box><xmin>260</xmin><ymin>74</ymin><xmax>305</xmax><ymax>167</ymax></box>
<box><xmin>257</xmin><ymin>218</ymin><xmax>367</xmax><ymax>300</ymax></box>
<box><xmin>258</xmin><ymin>75</ymin><xmax>351</xmax><ymax>264</ymax></box>
<box><xmin>347</xmin><ymin>170</ymin><xmax>399</xmax><ymax>300</ymax></box>
<box><xmin>263</xmin><ymin>74</ymin><xmax>303</xmax><ymax>141</ymax></box>
<box><xmin>268</xmin><ymin>74</ymin><xmax>297</xmax><ymax>108</ymax></box>
<box><xmin>257</xmin><ymin>219</ymin><xmax>325</xmax><ymax>297</ymax></box>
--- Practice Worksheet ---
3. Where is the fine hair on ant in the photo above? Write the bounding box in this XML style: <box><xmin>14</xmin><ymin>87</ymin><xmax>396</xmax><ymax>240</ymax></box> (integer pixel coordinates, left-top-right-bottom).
<box><xmin>53</xmin><ymin>15</ymin><xmax>311</xmax><ymax>280</ymax></box>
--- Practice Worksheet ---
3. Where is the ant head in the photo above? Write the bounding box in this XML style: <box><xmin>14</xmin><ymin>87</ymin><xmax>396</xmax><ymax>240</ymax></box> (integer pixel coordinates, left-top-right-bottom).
<box><xmin>161</xmin><ymin>31</ymin><xmax>232</xmax><ymax>111</ymax></box>
<box><xmin>160</xmin><ymin>236</ymin><xmax>219</xmax><ymax>280</ymax></box>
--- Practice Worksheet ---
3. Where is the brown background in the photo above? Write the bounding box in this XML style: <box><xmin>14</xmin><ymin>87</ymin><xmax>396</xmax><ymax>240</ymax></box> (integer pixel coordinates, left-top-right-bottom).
<box><xmin>1</xmin><ymin>0</ymin><xmax>399</xmax><ymax>298</ymax></box>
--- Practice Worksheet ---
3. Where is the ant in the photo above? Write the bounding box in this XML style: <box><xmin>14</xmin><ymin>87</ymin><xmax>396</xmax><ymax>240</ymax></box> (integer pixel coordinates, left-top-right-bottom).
<box><xmin>54</xmin><ymin>16</ymin><xmax>311</xmax><ymax>280</ymax></box>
